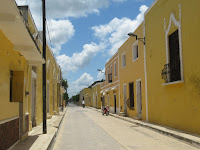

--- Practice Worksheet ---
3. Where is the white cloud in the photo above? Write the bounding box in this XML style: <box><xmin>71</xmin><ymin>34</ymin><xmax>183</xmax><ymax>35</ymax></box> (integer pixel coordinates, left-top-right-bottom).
<box><xmin>68</xmin><ymin>73</ymin><xmax>94</xmax><ymax>97</ymax></box>
<box><xmin>97</xmin><ymin>68</ymin><xmax>105</xmax><ymax>80</ymax></box>
<box><xmin>56</xmin><ymin>42</ymin><xmax>105</xmax><ymax>75</ymax></box>
<box><xmin>47</xmin><ymin>19</ymin><xmax>75</xmax><ymax>55</ymax></box>
<box><xmin>16</xmin><ymin>0</ymin><xmax>109</xmax><ymax>20</ymax></box>
<box><xmin>92</xmin><ymin>5</ymin><xmax>148</xmax><ymax>56</ymax></box>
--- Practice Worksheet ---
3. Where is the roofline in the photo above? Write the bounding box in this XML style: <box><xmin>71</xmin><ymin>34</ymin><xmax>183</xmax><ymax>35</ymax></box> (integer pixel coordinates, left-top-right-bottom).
<box><xmin>105</xmin><ymin>51</ymin><xmax>119</xmax><ymax>66</ymax></box>
<box><xmin>144</xmin><ymin>0</ymin><xmax>158</xmax><ymax>16</ymax></box>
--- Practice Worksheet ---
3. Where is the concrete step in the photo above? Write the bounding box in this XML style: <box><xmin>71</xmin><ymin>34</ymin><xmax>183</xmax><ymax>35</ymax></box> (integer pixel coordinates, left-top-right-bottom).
<box><xmin>119</xmin><ymin>112</ymin><xmax>128</xmax><ymax>117</ymax></box>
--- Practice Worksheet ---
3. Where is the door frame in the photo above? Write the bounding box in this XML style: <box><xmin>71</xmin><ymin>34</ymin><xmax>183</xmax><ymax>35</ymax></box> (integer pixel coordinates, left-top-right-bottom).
<box><xmin>136</xmin><ymin>79</ymin><xmax>142</xmax><ymax>119</ymax></box>
<box><xmin>31</xmin><ymin>70</ymin><xmax>37</xmax><ymax>127</ymax></box>
<box><xmin>123</xmin><ymin>83</ymin><xmax>127</xmax><ymax>113</ymax></box>
<box><xmin>114</xmin><ymin>93</ymin><xmax>117</xmax><ymax>113</ymax></box>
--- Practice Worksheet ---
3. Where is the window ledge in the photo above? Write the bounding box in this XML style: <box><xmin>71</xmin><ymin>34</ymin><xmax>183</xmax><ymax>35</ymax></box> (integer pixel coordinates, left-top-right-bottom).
<box><xmin>122</xmin><ymin>66</ymin><xmax>126</xmax><ymax>69</ymax></box>
<box><xmin>129</xmin><ymin>107</ymin><xmax>135</xmax><ymax>110</ymax></box>
<box><xmin>162</xmin><ymin>80</ymin><xmax>184</xmax><ymax>86</ymax></box>
<box><xmin>133</xmin><ymin>58</ymin><xmax>138</xmax><ymax>63</ymax></box>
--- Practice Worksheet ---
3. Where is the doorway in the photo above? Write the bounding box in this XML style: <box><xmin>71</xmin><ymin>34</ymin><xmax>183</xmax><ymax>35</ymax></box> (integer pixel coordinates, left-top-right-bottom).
<box><xmin>101</xmin><ymin>96</ymin><xmax>105</xmax><ymax>108</ymax></box>
<box><xmin>53</xmin><ymin>81</ymin><xmax>55</xmax><ymax>111</ymax></box>
<box><xmin>31</xmin><ymin>69</ymin><xmax>37</xmax><ymax>127</ymax></box>
<box><xmin>46</xmin><ymin>81</ymin><xmax>49</xmax><ymax>113</ymax></box>
<box><xmin>136</xmin><ymin>80</ymin><xmax>142</xmax><ymax>119</ymax></box>
<box><xmin>114</xmin><ymin>94</ymin><xmax>116</xmax><ymax>113</ymax></box>
<box><xmin>123</xmin><ymin>84</ymin><xmax>127</xmax><ymax>113</ymax></box>
<box><xmin>96</xmin><ymin>95</ymin><xmax>97</xmax><ymax>108</ymax></box>
<box><xmin>31</xmin><ymin>77</ymin><xmax>37</xmax><ymax>127</ymax></box>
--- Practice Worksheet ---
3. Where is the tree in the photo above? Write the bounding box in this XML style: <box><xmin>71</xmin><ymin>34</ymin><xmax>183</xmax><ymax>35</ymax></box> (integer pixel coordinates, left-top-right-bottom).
<box><xmin>62</xmin><ymin>79</ymin><xmax>69</xmax><ymax>104</ymax></box>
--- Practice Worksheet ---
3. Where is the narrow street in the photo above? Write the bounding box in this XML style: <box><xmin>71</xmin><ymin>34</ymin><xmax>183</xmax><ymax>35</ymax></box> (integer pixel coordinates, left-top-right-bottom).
<box><xmin>53</xmin><ymin>104</ymin><xmax>197</xmax><ymax>150</ymax></box>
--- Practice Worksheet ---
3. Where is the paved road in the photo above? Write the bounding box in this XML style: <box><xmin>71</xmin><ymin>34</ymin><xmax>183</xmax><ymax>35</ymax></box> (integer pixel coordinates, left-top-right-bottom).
<box><xmin>53</xmin><ymin>104</ymin><xmax>197</xmax><ymax>150</ymax></box>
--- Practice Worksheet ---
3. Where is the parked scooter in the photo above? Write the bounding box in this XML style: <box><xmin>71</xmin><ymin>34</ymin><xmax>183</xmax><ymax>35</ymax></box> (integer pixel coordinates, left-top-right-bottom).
<box><xmin>102</xmin><ymin>105</ymin><xmax>109</xmax><ymax>116</ymax></box>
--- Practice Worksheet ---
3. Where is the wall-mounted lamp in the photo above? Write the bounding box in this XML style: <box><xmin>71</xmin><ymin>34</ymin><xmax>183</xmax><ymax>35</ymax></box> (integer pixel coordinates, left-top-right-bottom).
<box><xmin>128</xmin><ymin>32</ymin><xmax>145</xmax><ymax>45</ymax></box>
<box><xmin>97</xmin><ymin>69</ymin><xmax>104</xmax><ymax>73</ymax></box>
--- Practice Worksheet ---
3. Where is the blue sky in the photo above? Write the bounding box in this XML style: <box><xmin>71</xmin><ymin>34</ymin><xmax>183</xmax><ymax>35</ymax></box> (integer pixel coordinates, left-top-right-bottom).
<box><xmin>16</xmin><ymin>0</ymin><xmax>154</xmax><ymax>97</ymax></box>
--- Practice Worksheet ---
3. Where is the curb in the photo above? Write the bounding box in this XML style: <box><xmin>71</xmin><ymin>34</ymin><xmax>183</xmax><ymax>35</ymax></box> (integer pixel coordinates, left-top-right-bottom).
<box><xmin>47</xmin><ymin>107</ymin><xmax>68</xmax><ymax>150</ymax></box>
<box><xmin>87</xmin><ymin>106</ymin><xmax>200</xmax><ymax>149</ymax></box>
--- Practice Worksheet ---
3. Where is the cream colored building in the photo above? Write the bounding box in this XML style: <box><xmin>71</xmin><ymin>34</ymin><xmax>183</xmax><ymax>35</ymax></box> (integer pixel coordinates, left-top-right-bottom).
<box><xmin>100</xmin><ymin>52</ymin><xmax>120</xmax><ymax>114</ymax></box>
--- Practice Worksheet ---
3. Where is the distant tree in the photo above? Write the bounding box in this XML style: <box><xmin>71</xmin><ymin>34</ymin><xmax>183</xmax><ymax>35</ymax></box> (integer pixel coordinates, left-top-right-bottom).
<box><xmin>72</xmin><ymin>94</ymin><xmax>80</xmax><ymax>102</ymax></box>
<box><xmin>62</xmin><ymin>79</ymin><xmax>69</xmax><ymax>104</ymax></box>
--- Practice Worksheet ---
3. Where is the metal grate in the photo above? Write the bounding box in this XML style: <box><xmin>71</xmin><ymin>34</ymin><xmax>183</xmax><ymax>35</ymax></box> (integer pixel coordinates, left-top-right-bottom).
<box><xmin>161</xmin><ymin>63</ymin><xmax>170</xmax><ymax>83</ymax></box>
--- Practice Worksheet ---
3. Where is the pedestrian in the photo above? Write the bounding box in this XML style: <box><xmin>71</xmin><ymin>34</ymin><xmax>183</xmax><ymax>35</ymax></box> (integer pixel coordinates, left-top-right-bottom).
<box><xmin>82</xmin><ymin>99</ymin><xmax>85</xmax><ymax>108</ymax></box>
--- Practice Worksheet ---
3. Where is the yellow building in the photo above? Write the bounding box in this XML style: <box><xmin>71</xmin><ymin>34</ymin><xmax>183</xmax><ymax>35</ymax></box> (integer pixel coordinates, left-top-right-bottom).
<box><xmin>0</xmin><ymin>2</ymin><xmax>63</xmax><ymax>149</ymax></box>
<box><xmin>89</xmin><ymin>80</ymin><xmax>104</xmax><ymax>109</ymax></box>
<box><xmin>145</xmin><ymin>0</ymin><xmax>200</xmax><ymax>135</ymax></box>
<box><xmin>0</xmin><ymin>1</ymin><xmax>44</xmax><ymax>149</ymax></box>
<box><xmin>118</xmin><ymin>23</ymin><xmax>147</xmax><ymax>120</ymax></box>
<box><xmin>80</xmin><ymin>88</ymin><xmax>92</xmax><ymax>106</ymax></box>
<box><xmin>46</xmin><ymin>44</ymin><xmax>61</xmax><ymax>116</ymax></box>
<box><xmin>100</xmin><ymin>52</ymin><xmax>120</xmax><ymax>114</ymax></box>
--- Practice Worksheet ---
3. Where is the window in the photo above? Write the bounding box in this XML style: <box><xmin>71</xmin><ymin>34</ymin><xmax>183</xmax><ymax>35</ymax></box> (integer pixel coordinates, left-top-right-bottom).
<box><xmin>168</xmin><ymin>30</ymin><xmax>181</xmax><ymax>82</ymax></box>
<box><xmin>114</xmin><ymin>62</ymin><xmax>117</xmax><ymax>77</ymax></box>
<box><xmin>133</xmin><ymin>43</ymin><xmax>138</xmax><ymax>61</ymax></box>
<box><xmin>10</xmin><ymin>71</ymin><xmax>24</xmax><ymax>102</ymax></box>
<box><xmin>108</xmin><ymin>65</ymin><xmax>112</xmax><ymax>83</ymax></box>
<box><xmin>122</xmin><ymin>53</ymin><xmax>126</xmax><ymax>68</ymax></box>
<box><xmin>129</xmin><ymin>82</ymin><xmax>134</xmax><ymax>108</ymax></box>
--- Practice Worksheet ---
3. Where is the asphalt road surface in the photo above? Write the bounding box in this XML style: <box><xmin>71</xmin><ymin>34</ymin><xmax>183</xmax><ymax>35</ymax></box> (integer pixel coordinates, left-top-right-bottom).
<box><xmin>53</xmin><ymin>104</ymin><xmax>197</xmax><ymax>150</ymax></box>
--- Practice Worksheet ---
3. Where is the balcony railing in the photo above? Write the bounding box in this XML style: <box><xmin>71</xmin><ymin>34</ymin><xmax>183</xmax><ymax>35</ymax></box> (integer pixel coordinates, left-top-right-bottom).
<box><xmin>161</xmin><ymin>63</ymin><xmax>170</xmax><ymax>83</ymax></box>
<box><xmin>108</xmin><ymin>73</ymin><xmax>112</xmax><ymax>83</ymax></box>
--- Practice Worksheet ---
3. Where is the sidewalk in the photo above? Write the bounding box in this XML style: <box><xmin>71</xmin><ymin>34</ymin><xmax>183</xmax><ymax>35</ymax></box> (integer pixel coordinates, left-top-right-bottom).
<box><xmin>87</xmin><ymin>106</ymin><xmax>200</xmax><ymax>149</ymax></box>
<box><xmin>12</xmin><ymin>108</ymin><xmax>67</xmax><ymax>150</ymax></box>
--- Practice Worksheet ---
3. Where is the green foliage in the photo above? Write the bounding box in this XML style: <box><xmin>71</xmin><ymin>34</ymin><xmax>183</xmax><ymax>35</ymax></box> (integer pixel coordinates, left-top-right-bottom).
<box><xmin>72</xmin><ymin>94</ymin><xmax>80</xmax><ymax>102</ymax></box>
<box><xmin>62</xmin><ymin>79</ymin><xmax>68</xmax><ymax>89</ymax></box>
<box><xmin>62</xmin><ymin>79</ymin><xmax>69</xmax><ymax>102</ymax></box>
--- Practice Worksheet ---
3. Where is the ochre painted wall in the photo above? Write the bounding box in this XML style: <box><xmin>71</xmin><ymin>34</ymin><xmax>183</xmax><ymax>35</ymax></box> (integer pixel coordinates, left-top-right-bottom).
<box><xmin>118</xmin><ymin>24</ymin><xmax>146</xmax><ymax>120</ymax></box>
<box><xmin>101</xmin><ymin>53</ymin><xmax>120</xmax><ymax>113</ymax></box>
<box><xmin>0</xmin><ymin>30</ymin><xmax>30</xmax><ymax>131</ymax></box>
<box><xmin>145</xmin><ymin>0</ymin><xmax>200</xmax><ymax>135</ymax></box>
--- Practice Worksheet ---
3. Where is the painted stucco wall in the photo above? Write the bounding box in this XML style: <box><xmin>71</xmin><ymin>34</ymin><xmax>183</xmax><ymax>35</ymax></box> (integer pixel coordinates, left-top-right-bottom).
<box><xmin>101</xmin><ymin>53</ymin><xmax>120</xmax><ymax>113</ymax></box>
<box><xmin>118</xmin><ymin>23</ymin><xmax>146</xmax><ymax>120</ymax></box>
<box><xmin>145</xmin><ymin>0</ymin><xmax>200</xmax><ymax>135</ymax></box>
<box><xmin>0</xmin><ymin>30</ymin><xmax>31</xmax><ymax>134</ymax></box>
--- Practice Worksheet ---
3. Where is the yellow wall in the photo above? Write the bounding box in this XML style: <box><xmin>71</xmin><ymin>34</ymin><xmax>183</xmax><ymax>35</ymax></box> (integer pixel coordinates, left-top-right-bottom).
<box><xmin>118</xmin><ymin>24</ymin><xmax>146</xmax><ymax>120</ymax></box>
<box><xmin>46</xmin><ymin>47</ymin><xmax>60</xmax><ymax>115</ymax></box>
<box><xmin>145</xmin><ymin>0</ymin><xmax>200</xmax><ymax>134</ymax></box>
<box><xmin>91</xmin><ymin>84</ymin><xmax>102</xmax><ymax>109</ymax></box>
<box><xmin>101</xmin><ymin>52</ymin><xmax>120</xmax><ymax>113</ymax></box>
<box><xmin>0</xmin><ymin>30</ymin><xmax>30</xmax><ymax>130</ymax></box>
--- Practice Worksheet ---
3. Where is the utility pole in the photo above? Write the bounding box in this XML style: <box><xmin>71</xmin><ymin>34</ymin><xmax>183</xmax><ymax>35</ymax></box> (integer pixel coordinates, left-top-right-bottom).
<box><xmin>42</xmin><ymin>0</ymin><xmax>47</xmax><ymax>134</ymax></box>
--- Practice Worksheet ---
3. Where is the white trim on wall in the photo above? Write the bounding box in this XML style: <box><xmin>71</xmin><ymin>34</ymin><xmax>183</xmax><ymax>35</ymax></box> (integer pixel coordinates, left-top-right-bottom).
<box><xmin>143</xmin><ymin>17</ymin><xmax>148</xmax><ymax>122</ymax></box>
<box><xmin>105</xmin><ymin>53</ymin><xmax>119</xmax><ymax>68</ymax></box>
<box><xmin>118</xmin><ymin>56</ymin><xmax>121</xmax><ymax>112</ymax></box>
<box><xmin>0</xmin><ymin>116</ymin><xmax>19</xmax><ymax>125</ymax></box>
<box><xmin>164</xmin><ymin>4</ymin><xmax>184</xmax><ymax>83</ymax></box>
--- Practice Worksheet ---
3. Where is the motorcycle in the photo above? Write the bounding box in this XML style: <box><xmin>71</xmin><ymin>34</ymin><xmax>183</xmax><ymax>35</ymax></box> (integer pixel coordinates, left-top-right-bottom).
<box><xmin>102</xmin><ymin>105</ymin><xmax>109</xmax><ymax>116</ymax></box>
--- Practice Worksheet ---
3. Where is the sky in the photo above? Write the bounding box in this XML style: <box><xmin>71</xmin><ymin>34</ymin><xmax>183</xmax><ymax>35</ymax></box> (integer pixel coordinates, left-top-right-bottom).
<box><xmin>16</xmin><ymin>0</ymin><xmax>154</xmax><ymax>98</ymax></box>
